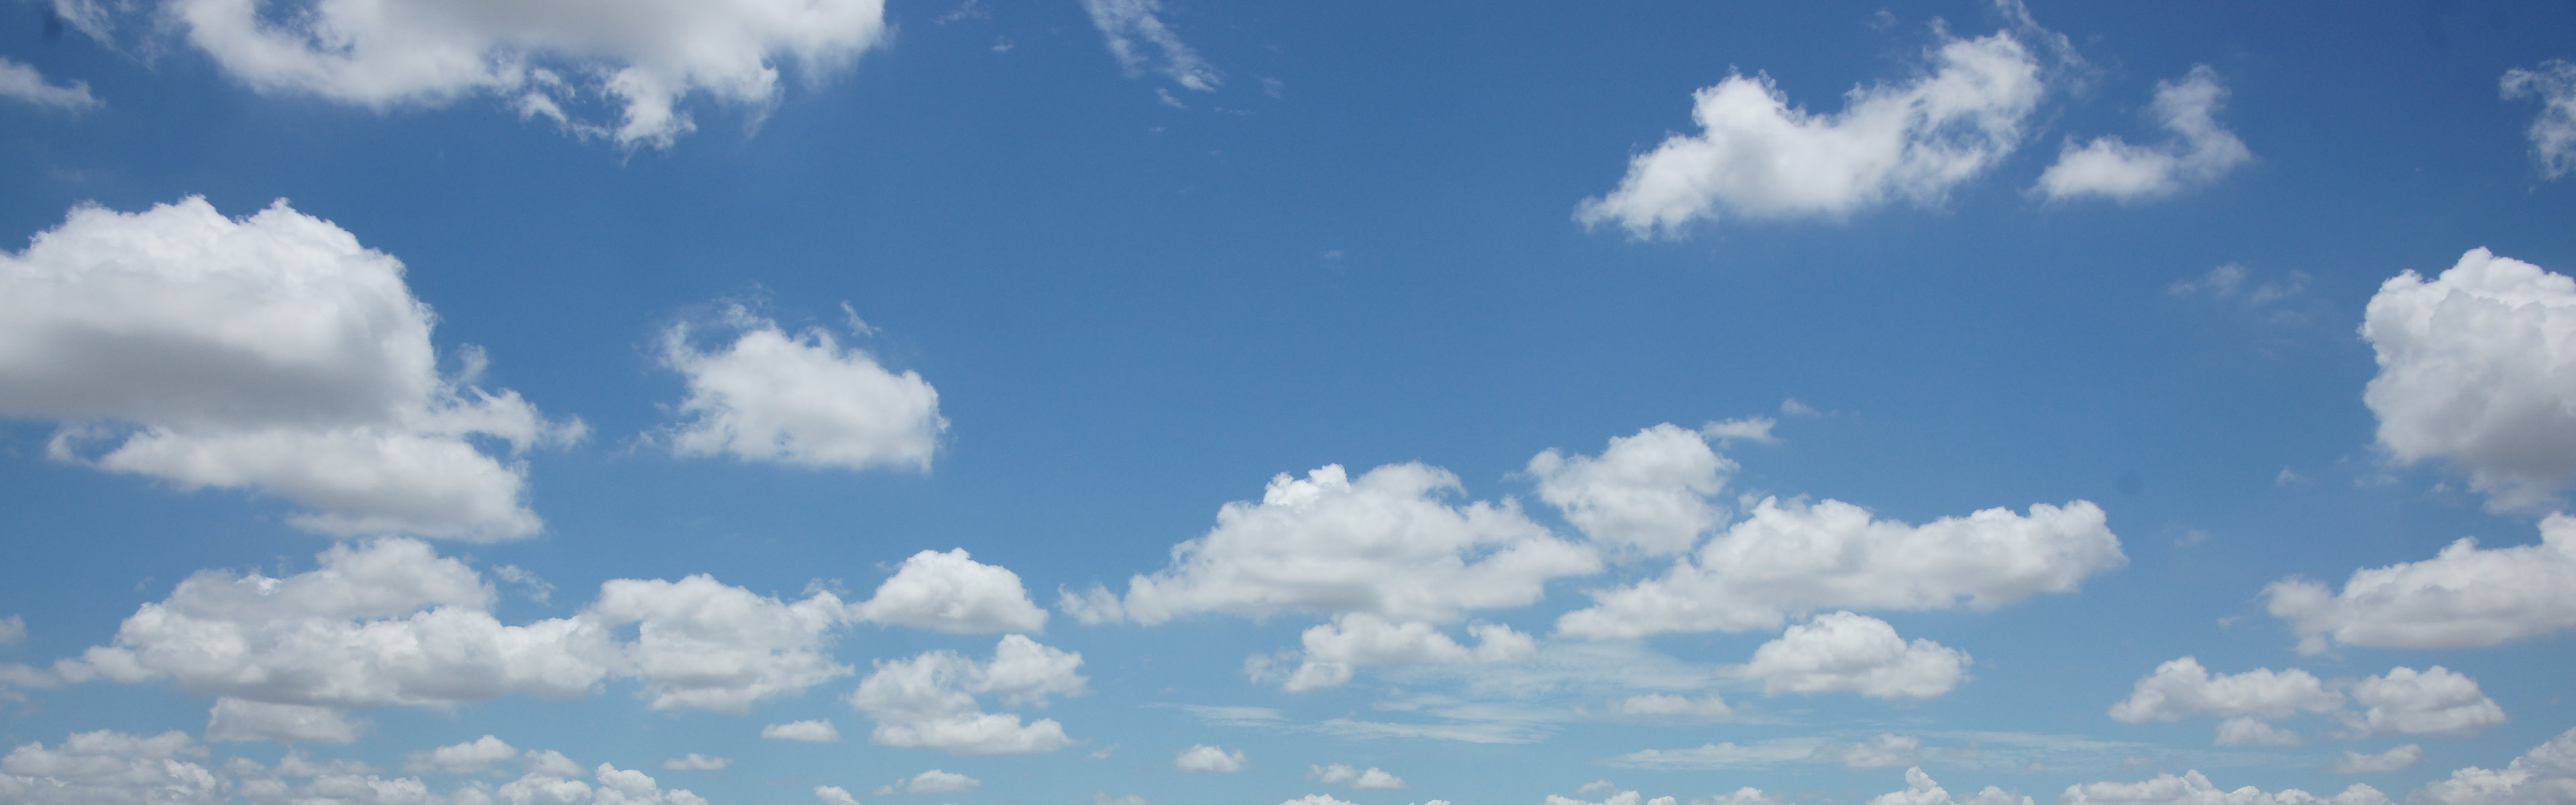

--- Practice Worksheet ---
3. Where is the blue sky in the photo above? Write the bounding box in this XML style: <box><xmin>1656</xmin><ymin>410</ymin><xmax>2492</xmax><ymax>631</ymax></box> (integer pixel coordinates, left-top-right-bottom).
<box><xmin>3</xmin><ymin>1</ymin><xmax>2575</xmax><ymax>804</ymax></box>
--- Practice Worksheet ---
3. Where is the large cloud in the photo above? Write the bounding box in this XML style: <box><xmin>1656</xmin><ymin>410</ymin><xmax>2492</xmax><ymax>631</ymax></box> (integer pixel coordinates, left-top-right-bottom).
<box><xmin>845</xmin><ymin>635</ymin><xmax>1085</xmax><ymax>755</ymax></box>
<box><xmin>2347</xmin><ymin>666</ymin><xmax>2506</xmax><ymax>738</ymax></box>
<box><xmin>2106</xmin><ymin>658</ymin><xmax>2504</xmax><ymax>743</ymax></box>
<box><xmin>1557</xmin><ymin>497</ymin><xmax>2122</xmax><ymax>638</ymax></box>
<box><xmin>2416</xmin><ymin>726</ymin><xmax>2576</xmax><ymax>804</ymax></box>
<box><xmin>1725</xmin><ymin>612</ymin><xmax>1970</xmax><ymax>700</ymax></box>
<box><xmin>2265</xmin><ymin>513</ymin><xmax>2576</xmax><ymax>653</ymax></box>
<box><xmin>155</xmin><ymin>0</ymin><xmax>885</xmax><ymax>148</ymax></box>
<box><xmin>1064</xmin><ymin>463</ymin><xmax>1599</xmax><ymax>625</ymax></box>
<box><xmin>0</xmin><ymin>197</ymin><xmax>582</xmax><ymax>541</ymax></box>
<box><xmin>657</xmin><ymin>307</ymin><xmax>945</xmax><ymax>473</ymax></box>
<box><xmin>853</xmin><ymin>549</ymin><xmax>1047</xmax><ymax>633</ymax></box>
<box><xmin>1575</xmin><ymin>28</ymin><xmax>2045</xmax><ymax>235</ymax></box>
<box><xmin>2036</xmin><ymin>65</ymin><xmax>2252</xmax><ymax>201</ymax></box>
<box><xmin>2361</xmin><ymin>249</ymin><xmax>2576</xmax><ymax>512</ymax></box>
<box><xmin>588</xmin><ymin>574</ymin><xmax>856</xmax><ymax>713</ymax></box>
<box><xmin>1529</xmin><ymin>423</ymin><xmax>1735</xmax><ymax>557</ymax></box>
<box><xmin>0</xmin><ymin>730</ymin><xmax>225</xmax><ymax>805</ymax></box>
<box><xmin>2502</xmin><ymin>60</ymin><xmax>2576</xmax><ymax>179</ymax></box>
<box><xmin>1257</xmin><ymin>613</ymin><xmax>1536</xmax><ymax>692</ymax></box>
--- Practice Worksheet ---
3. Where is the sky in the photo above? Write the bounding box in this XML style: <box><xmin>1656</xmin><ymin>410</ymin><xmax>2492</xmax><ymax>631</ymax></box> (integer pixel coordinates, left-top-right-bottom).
<box><xmin>1</xmin><ymin>0</ymin><xmax>2574</xmax><ymax>804</ymax></box>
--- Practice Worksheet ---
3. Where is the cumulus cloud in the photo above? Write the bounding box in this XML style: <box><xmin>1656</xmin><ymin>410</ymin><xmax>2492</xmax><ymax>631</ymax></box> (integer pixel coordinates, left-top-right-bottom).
<box><xmin>588</xmin><ymin>574</ymin><xmax>855</xmax><ymax>712</ymax></box>
<box><xmin>1605</xmin><ymin>693</ymin><xmax>1735</xmax><ymax>721</ymax></box>
<box><xmin>158</xmin><ymin>0</ymin><xmax>884</xmax><ymax>147</ymax></box>
<box><xmin>657</xmin><ymin>306</ymin><xmax>944</xmax><ymax>473</ymax></box>
<box><xmin>0</xmin><ymin>198</ymin><xmax>582</xmax><ymax>541</ymax></box>
<box><xmin>1576</xmin><ymin>28</ymin><xmax>2045</xmax><ymax>235</ymax></box>
<box><xmin>1869</xmin><ymin>767</ymin><xmax>2031</xmax><ymax>805</ymax></box>
<box><xmin>2107</xmin><ymin>657</ymin><xmax>2341</xmax><ymax>727</ymax></box>
<box><xmin>204</xmin><ymin>698</ymin><xmax>366</xmax><ymax>744</ymax></box>
<box><xmin>1174</xmin><ymin>745</ymin><xmax>1246</xmax><ymax>773</ymax></box>
<box><xmin>0</xmin><ymin>730</ymin><xmax>224</xmax><ymax>805</ymax></box>
<box><xmin>2265</xmin><ymin>513</ymin><xmax>2576</xmax><ymax>652</ymax></box>
<box><xmin>1546</xmin><ymin>784</ymin><xmax>1678</xmax><ymax>805</ymax></box>
<box><xmin>403</xmin><ymin>735</ymin><xmax>521</xmax><ymax>775</ymax></box>
<box><xmin>661</xmin><ymin>754</ymin><xmax>729</xmax><ymax>771</ymax></box>
<box><xmin>2035</xmin><ymin>65</ymin><xmax>2252</xmax><ymax>201</ymax></box>
<box><xmin>1816</xmin><ymin>734</ymin><xmax>1925</xmax><ymax>769</ymax></box>
<box><xmin>1078</xmin><ymin>0</ymin><xmax>1220</xmax><ymax>94</ymax></box>
<box><xmin>1066</xmin><ymin>463</ymin><xmax>1598</xmax><ymax>625</ymax></box>
<box><xmin>2361</xmin><ymin>249</ymin><xmax>2576</xmax><ymax>512</ymax></box>
<box><xmin>846</xmin><ymin>635</ymin><xmax>1085</xmax><ymax>754</ymax></box>
<box><xmin>1529</xmin><ymin>423</ymin><xmax>1735</xmax><ymax>556</ymax></box>
<box><xmin>2502</xmin><ymin>60</ymin><xmax>2576</xmax><ymax>178</ymax></box>
<box><xmin>1725</xmin><ymin>612</ymin><xmax>1969</xmax><ymax>700</ymax></box>
<box><xmin>2347</xmin><ymin>666</ymin><xmax>2506</xmax><ymax>738</ymax></box>
<box><xmin>763</xmin><ymin>720</ymin><xmax>842</xmax><ymax>743</ymax></box>
<box><xmin>2057</xmin><ymin>771</ymin><xmax>2389</xmax><ymax>805</ymax></box>
<box><xmin>2216</xmin><ymin>716</ymin><xmax>2304</xmax><ymax>747</ymax></box>
<box><xmin>2335</xmin><ymin>745</ymin><xmax>2423</xmax><ymax>775</ymax></box>
<box><xmin>1258</xmin><ymin>613</ymin><xmax>1537</xmax><ymax>692</ymax></box>
<box><xmin>874</xmin><ymin>769</ymin><xmax>977</xmax><ymax>794</ymax></box>
<box><xmin>853</xmin><ymin>549</ymin><xmax>1047</xmax><ymax>633</ymax></box>
<box><xmin>1558</xmin><ymin>497</ymin><xmax>2121</xmax><ymax>638</ymax></box>
<box><xmin>1309</xmin><ymin>763</ymin><xmax>1407</xmax><ymax>790</ymax></box>
<box><xmin>2108</xmin><ymin>659</ymin><xmax>2503</xmax><ymax>743</ymax></box>
<box><xmin>816</xmin><ymin>785</ymin><xmax>863</xmax><ymax>805</ymax></box>
<box><xmin>2416</xmin><ymin>726</ymin><xmax>2576</xmax><ymax>804</ymax></box>
<box><xmin>8</xmin><ymin>733</ymin><xmax>709</xmax><ymax>805</ymax></box>
<box><xmin>0</xmin><ymin>58</ymin><xmax>101</xmax><ymax>111</ymax></box>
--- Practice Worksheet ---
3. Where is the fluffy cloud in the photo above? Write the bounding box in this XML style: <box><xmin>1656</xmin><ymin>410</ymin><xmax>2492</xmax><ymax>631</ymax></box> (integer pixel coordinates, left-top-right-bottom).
<box><xmin>816</xmin><ymin>786</ymin><xmax>861</xmax><ymax>805</ymax></box>
<box><xmin>0</xmin><ymin>57</ymin><xmax>100</xmax><ymax>111</ymax></box>
<box><xmin>1078</xmin><ymin>0</ymin><xmax>1219</xmax><ymax>94</ymax></box>
<box><xmin>1068</xmin><ymin>463</ymin><xmax>1599</xmax><ymax>625</ymax></box>
<box><xmin>874</xmin><ymin>769</ymin><xmax>977</xmax><ymax>794</ymax></box>
<box><xmin>853</xmin><ymin>549</ymin><xmax>1048</xmax><ymax>633</ymax></box>
<box><xmin>1174</xmin><ymin>745</ymin><xmax>1246</xmax><ymax>773</ymax></box>
<box><xmin>2334</xmin><ymin>745</ymin><xmax>2423</xmax><ymax>774</ymax></box>
<box><xmin>1869</xmin><ymin>767</ymin><xmax>2031</xmax><ymax>805</ymax></box>
<box><xmin>1261</xmin><ymin>613</ymin><xmax>1537</xmax><ymax>692</ymax></box>
<box><xmin>156</xmin><ymin>0</ymin><xmax>883</xmax><ymax>147</ymax></box>
<box><xmin>402</xmin><ymin>735</ymin><xmax>521</xmax><ymax>775</ymax></box>
<box><xmin>2035</xmin><ymin>65</ymin><xmax>2252</xmax><ymax>201</ymax></box>
<box><xmin>0</xmin><ymin>730</ymin><xmax>225</xmax><ymax>805</ymax></box>
<box><xmin>1725</xmin><ymin>612</ymin><xmax>1969</xmax><ymax>700</ymax></box>
<box><xmin>1309</xmin><ymin>763</ymin><xmax>1407</xmax><ymax>790</ymax></box>
<box><xmin>2347</xmin><ymin>667</ymin><xmax>2506</xmax><ymax>738</ymax></box>
<box><xmin>2107</xmin><ymin>657</ymin><xmax>2342</xmax><ymax>726</ymax></box>
<box><xmin>763</xmin><ymin>720</ymin><xmax>842</xmax><ymax>743</ymax></box>
<box><xmin>0</xmin><ymin>198</ymin><xmax>581</xmax><ymax>541</ymax></box>
<box><xmin>1575</xmin><ymin>29</ymin><xmax>2045</xmax><ymax>235</ymax></box>
<box><xmin>588</xmin><ymin>574</ymin><xmax>854</xmax><ymax>712</ymax></box>
<box><xmin>846</xmin><ymin>635</ymin><xmax>1085</xmax><ymax>754</ymax></box>
<box><xmin>2265</xmin><ymin>513</ymin><xmax>2576</xmax><ymax>652</ymax></box>
<box><xmin>204</xmin><ymin>698</ymin><xmax>366</xmax><ymax>744</ymax></box>
<box><xmin>657</xmin><ymin>307</ymin><xmax>945</xmax><ymax>472</ymax></box>
<box><xmin>1558</xmin><ymin>497</ymin><xmax>2121</xmax><ymax>637</ymax></box>
<box><xmin>1817</xmin><ymin>735</ymin><xmax>1925</xmax><ymax>769</ymax></box>
<box><xmin>1529</xmin><ymin>423</ymin><xmax>1734</xmax><ymax>556</ymax></box>
<box><xmin>2360</xmin><ymin>249</ymin><xmax>2576</xmax><ymax>512</ymax></box>
<box><xmin>2416</xmin><ymin>726</ymin><xmax>2576</xmax><ymax>804</ymax></box>
<box><xmin>2057</xmin><ymin>771</ymin><xmax>2389</xmax><ymax>805</ymax></box>
<box><xmin>2502</xmin><ymin>60</ymin><xmax>2576</xmax><ymax>178</ymax></box>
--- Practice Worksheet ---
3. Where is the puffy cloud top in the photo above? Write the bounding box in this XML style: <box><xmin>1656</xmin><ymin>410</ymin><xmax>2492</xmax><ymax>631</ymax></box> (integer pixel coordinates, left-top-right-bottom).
<box><xmin>2036</xmin><ymin>64</ymin><xmax>2253</xmax><ymax>201</ymax></box>
<box><xmin>2267</xmin><ymin>512</ymin><xmax>2576</xmax><ymax>653</ymax></box>
<box><xmin>2362</xmin><ymin>249</ymin><xmax>2576</xmax><ymax>512</ymax></box>
<box><xmin>658</xmin><ymin>307</ymin><xmax>945</xmax><ymax>473</ymax></box>
<box><xmin>853</xmin><ymin>549</ymin><xmax>1049</xmax><ymax>633</ymax></box>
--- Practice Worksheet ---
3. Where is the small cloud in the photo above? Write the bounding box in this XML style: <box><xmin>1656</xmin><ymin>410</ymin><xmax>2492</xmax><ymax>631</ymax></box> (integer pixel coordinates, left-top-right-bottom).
<box><xmin>817</xmin><ymin>786</ymin><xmax>862</xmax><ymax>805</ymax></box>
<box><xmin>2275</xmin><ymin>467</ymin><xmax>2304</xmax><ymax>486</ymax></box>
<box><xmin>875</xmin><ymin>769</ymin><xmax>979</xmax><ymax>795</ymax></box>
<box><xmin>662</xmin><ymin>753</ymin><xmax>729</xmax><ymax>771</ymax></box>
<box><xmin>1175</xmin><ymin>745</ymin><xmax>1246</xmax><ymax>773</ymax></box>
<box><xmin>1778</xmin><ymin>398</ymin><xmax>1820</xmax><ymax>417</ymax></box>
<box><xmin>764</xmin><ymin>720</ymin><xmax>841</xmax><ymax>742</ymax></box>
<box><xmin>1701</xmin><ymin>416</ymin><xmax>1778</xmax><ymax>444</ymax></box>
<box><xmin>2333</xmin><ymin>744</ymin><xmax>2422</xmax><ymax>773</ymax></box>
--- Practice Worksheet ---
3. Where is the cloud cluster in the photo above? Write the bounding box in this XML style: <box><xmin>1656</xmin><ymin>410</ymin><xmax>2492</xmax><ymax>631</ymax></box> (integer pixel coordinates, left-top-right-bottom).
<box><xmin>1</xmin><ymin>731</ymin><xmax>708</xmax><ymax>805</ymax></box>
<box><xmin>0</xmin><ymin>197</ymin><xmax>582</xmax><ymax>541</ymax></box>
<box><xmin>2036</xmin><ymin>65</ymin><xmax>2252</xmax><ymax>201</ymax></box>
<box><xmin>156</xmin><ymin>0</ymin><xmax>886</xmax><ymax>147</ymax></box>
<box><xmin>846</xmin><ymin>635</ymin><xmax>1087</xmax><ymax>754</ymax></box>
<box><xmin>2361</xmin><ymin>249</ymin><xmax>2576</xmax><ymax>512</ymax></box>
<box><xmin>2057</xmin><ymin>771</ymin><xmax>2389</xmax><ymax>805</ymax></box>
<box><xmin>2502</xmin><ymin>60</ymin><xmax>2576</xmax><ymax>179</ymax></box>
<box><xmin>1576</xmin><ymin>29</ymin><xmax>2045</xmax><ymax>235</ymax></box>
<box><xmin>659</xmin><ymin>307</ymin><xmax>945</xmax><ymax>473</ymax></box>
<box><xmin>2415</xmin><ymin>726</ymin><xmax>2576</xmax><ymax>804</ymax></box>
<box><xmin>1726</xmin><ymin>612</ymin><xmax>1970</xmax><ymax>700</ymax></box>
<box><xmin>1871</xmin><ymin>767</ymin><xmax>2031</xmax><ymax>805</ymax></box>
<box><xmin>2108</xmin><ymin>657</ymin><xmax>2505</xmax><ymax>743</ymax></box>
<box><xmin>2267</xmin><ymin>513</ymin><xmax>2576</xmax><ymax>653</ymax></box>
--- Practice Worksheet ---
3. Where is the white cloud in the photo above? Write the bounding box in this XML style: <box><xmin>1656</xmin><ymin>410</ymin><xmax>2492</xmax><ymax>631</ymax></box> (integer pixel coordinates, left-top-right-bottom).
<box><xmin>846</xmin><ymin>635</ymin><xmax>1085</xmax><ymax>754</ymax></box>
<box><xmin>164</xmin><ymin>0</ymin><xmax>884</xmax><ymax>147</ymax></box>
<box><xmin>1174</xmin><ymin>745</ymin><xmax>1246</xmax><ymax>773</ymax></box>
<box><xmin>0</xmin><ymin>198</ymin><xmax>582</xmax><ymax>541</ymax></box>
<box><xmin>1609</xmin><ymin>739</ymin><xmax>1828</xmax><ymax>770</ymax></box>
<box><xmin>1699</xmin><ymin>791</ymin><xmax>1796</xmax><ymax>805</ymax></box>
<box><xmin>2416</xmin><ymin>726</ymin><xmax>2576</xmax><ymax>804</ymax></box>
<box><xmin>1546</xmin><ymin>784</ymin><xmax>1680</xmax><ymax>805</ymax></box>
<box><xmin>1282</xmin><ymin>796</ymin><xmax>1362</xmax><ymax>805</ymax></box>
<box><xmin>661</xmin><ymin>754</ymin><xmax>729</xmax><ymax>771</ymax></box>
<box><xmin>1576</xmin><ymin>29</ymin><xmax>2045</xmax><ymax>235</ymax></box>
<box><xmin>817</xmin><ymin>785</ymin><xmax>863</xmax><ymax>805</ymax></box>
<box><xmin>403</xmin><ymin>735</ymin><xmax>520</xmax><ymax>775</ymax></box>
<box><xmin>0</xmin><ymin>730</ymin><xmax>225</xmax><ymax>805</ymax></box>
<box><xmin>204</xmin><ymin>698</ymin><xmax>366</xmax><ymax>744</ymax></box>
<box><xmin>2360</xmin><ymin>249</ymin><xmax>2576</xmax><ymax>512</ymax></box>
<box><xmin>1309</xmin><ymin>763</ymin><xmax>1407</xmax><ymax>790</ymax></box>
<box><xmin>658</xmin><ymin>307</ymin><xmax>945</xmax><ymax>472</ymax></box>
<box><xmin>0</xmin><ymin>614</ymin><xmax>22</xmax><ymax>646</ymax></box>
<box><xmin>873</xmin><ymin>769</ymin><xmax>977</xmax><ymax>794</ymax></box>
<box><xmin>1605</xmin><ymin>693</ymin><xmax>1735</xmax><ymax>721</ymax></box>
<box><xmin>2036</xmin><ymin>65</ymin><xmax>2252</xmax><ymax>201</ymax></box>
<box><xmin>763</xmin><ymin>720</ymin><xmax>842</xmax><ymax>743</ymax></box>
<box><xmin>1078</xmin><ymin>0</ymin><xmax>1220</xmax><ymax>93</ymax></box>
<box><xmin>1529</xmin><ymin>423</ymin><xmax>1734</xmax><ymax>556</ymax></box>
<box><xmin>2215</xmin><ymin>716</ymin><xmax>2303</xmax><ymax>747</ymax></box>
<box><xmin>853</xmin><ymin>549</ymin><xmax>1047</xmax><ymax>633</ymax></box>
<box><xmin>2107</xmin><ymin>657</ymin><xmax>2342</xmax><ymax>724</ymax></box>
<box><xmin>1069</xmin><ymin>463</ymin><xmax>1599</xmax><ymax>625</ymax></box>
<box><xmin>2334</xmin><ymin>745</ymin><xmax>2423</xmax><ymax>774</ymax></box>
<box><xmin>1869</xmin><ymin>767</ymin><xmax>2031</xmax><ymax>805</ymax></box>
<box><xmin>1817</xmin><ymin>734</ymin><xmax>1925</xmax><ymax>769</ymax></box>
<box><xmin>1264</xmin><ymin>614</ymin><xmax>1537</xmax><ymax>692</ymax></box>
<box><xmin>0</xmin><ymin>57</ymin><xmax>100</xmax><ymax>111</ymax></box>
<box><xmin>2265</xmin><ymin>513</ymin><xmax>2576</xmax><ymax>652</ymax></box>
<box><xmin>2057</xmin><ymin>771</ymin><xmax>2390</xmax><ymax>805</ymax></box>
<box><xmin>588</xmin><ymin>574</ymin><xmax>854</xmax><ymax>712</ymax></box>
<box><xmin>2347</xmin><ymin>667</ymin><xmax>2505</xmax><ymax>738</ymax></box>
<box><xmin>2502</xmin><ymin>60</ymin><xmax>2576</xmax><ymax>178</ymax></box>
<box><xmin>1558</xmin><ymin>497</ymin><xmax>2121</xmax><ymax>637</ymax></box>
<box><xmin>1725</xmin><ymin>612</ymin><xmax>1970</xmax><ymax>700</ymax></box>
